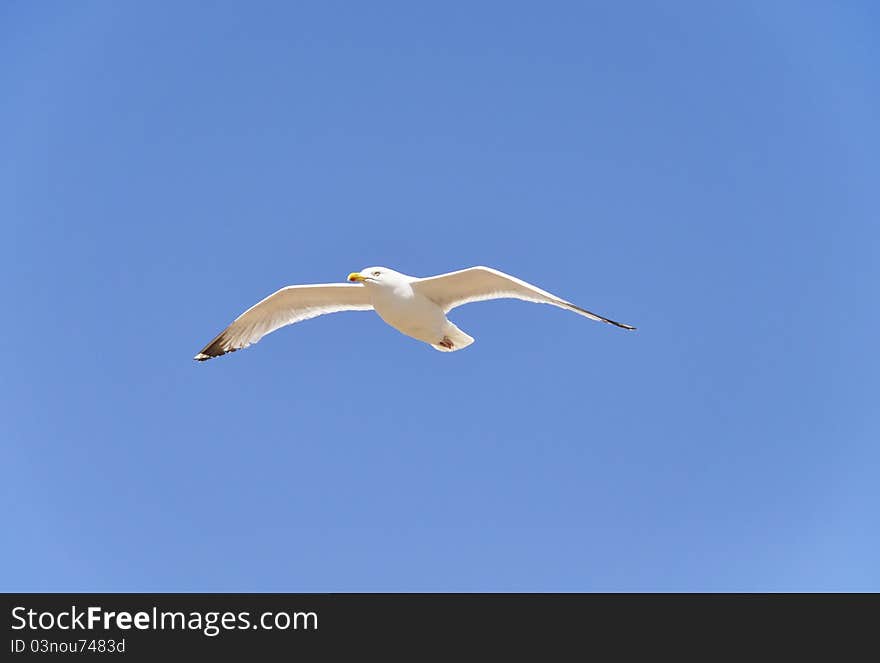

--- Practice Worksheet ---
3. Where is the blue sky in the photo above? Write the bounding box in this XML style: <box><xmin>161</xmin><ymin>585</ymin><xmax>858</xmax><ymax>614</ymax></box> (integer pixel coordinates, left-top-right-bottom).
<box><xmin>2</xmin><ymin>1</ymin><xmax>877</xmax><ymax>591</ymax></box>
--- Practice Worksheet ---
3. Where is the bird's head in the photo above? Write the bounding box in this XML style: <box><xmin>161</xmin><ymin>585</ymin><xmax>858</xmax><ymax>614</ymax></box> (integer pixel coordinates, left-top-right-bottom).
<box><xmin>347</xmin><ymin>266</ymin><xmax>408</xmax><ymax>287</ymax></box>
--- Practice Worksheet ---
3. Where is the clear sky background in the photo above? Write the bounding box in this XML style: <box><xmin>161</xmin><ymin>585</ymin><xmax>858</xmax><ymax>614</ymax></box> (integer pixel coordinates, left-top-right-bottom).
<box><xmin>2</xmin><ymin>1</ymin><xmax>877</xmax><ymax>591</ymax></box>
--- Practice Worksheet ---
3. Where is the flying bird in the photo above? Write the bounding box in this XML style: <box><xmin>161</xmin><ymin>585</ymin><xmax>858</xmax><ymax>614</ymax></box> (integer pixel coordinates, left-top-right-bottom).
<box><xmin>194</xmin><ymin>266</ymin><xmax>635</xmax><ymax>361</ymax></box>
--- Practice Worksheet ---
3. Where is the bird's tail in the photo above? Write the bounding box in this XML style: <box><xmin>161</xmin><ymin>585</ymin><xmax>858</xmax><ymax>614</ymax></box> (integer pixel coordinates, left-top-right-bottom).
<box><xmin>431</xmin><ymin>323</ymin><xmax>475</xmax><ymax>352</ymax></box>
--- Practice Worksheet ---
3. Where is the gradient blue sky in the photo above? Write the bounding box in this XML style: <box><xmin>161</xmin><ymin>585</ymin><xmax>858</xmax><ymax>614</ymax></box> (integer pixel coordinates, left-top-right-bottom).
<box><xmin>2</xmin><ymin>1</ymin><xmax>877</xmax><ymax>591</ymax></box>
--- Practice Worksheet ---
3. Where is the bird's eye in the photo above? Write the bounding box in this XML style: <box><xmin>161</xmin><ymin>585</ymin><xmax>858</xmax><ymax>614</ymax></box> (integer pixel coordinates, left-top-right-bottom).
<box><xmin>372</xmin><ymin>271</ymin><xmax>381</xmax><ymax>277</ymax></box>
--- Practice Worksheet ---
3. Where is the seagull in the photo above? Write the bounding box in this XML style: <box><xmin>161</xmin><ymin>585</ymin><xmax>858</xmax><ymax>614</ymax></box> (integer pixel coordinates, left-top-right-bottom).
<box><xmin>194</xmin><ymin>266</ymin><xmax>635</xmax><ymax>360</ymax></box>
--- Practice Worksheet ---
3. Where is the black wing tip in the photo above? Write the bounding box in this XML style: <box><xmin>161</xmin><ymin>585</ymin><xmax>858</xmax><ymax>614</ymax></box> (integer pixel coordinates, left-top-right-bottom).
<box><xmin>193</xmin><ymin>346</ymin><xmax>238</xmax><ymax>362</ymax></box>
<box><xmin>566</xmin><ymin>302</ymin><xmax>636</xmax><ymax>330</ymax></box>
<box><xmin>193</xmin><ymin>331</ymin><xmax>239</xmax><ymax>362</ymax></box>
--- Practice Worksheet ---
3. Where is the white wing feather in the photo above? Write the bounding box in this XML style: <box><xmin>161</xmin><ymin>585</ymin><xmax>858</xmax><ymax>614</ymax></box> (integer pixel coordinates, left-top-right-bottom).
<box><xmin>194</xmin><ymin>283</ymin><xmax>372</xmax><ymax>360</ymax></box>
<box><xmin>412</xmin><ymin>266</ymin><xmax>635</xmax><ymax>330</ymax></box>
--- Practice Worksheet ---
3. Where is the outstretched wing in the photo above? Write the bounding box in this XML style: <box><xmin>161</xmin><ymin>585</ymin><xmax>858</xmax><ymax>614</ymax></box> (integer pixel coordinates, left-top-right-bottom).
<box><xmin>412</xmin><ymin>266</ymin><xmax>635</xmax><ymax>330</ymax></box>
<box><xmin>194</xmin><ymin>283</ymin><xmax>372</xmax><ymax>360</ymax></box>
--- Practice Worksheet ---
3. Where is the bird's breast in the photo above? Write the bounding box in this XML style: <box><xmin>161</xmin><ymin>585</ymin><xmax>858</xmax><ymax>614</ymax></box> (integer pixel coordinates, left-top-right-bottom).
<box><xmin>371</xmin><ymin>288</ymin><xmax>447</xmax><ymax>340</ymax></box>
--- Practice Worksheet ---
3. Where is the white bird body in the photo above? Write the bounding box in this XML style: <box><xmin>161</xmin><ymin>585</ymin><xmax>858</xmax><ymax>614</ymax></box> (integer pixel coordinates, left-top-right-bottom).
<box><xmin>367</xmin><ymin>273</ymin><xmax>474</xmax><ymax>351</ymax></box>
<box><xmin>194</xmin><ymin>265</ymin><xmax>634</xmax><ymax>361</ymax></box>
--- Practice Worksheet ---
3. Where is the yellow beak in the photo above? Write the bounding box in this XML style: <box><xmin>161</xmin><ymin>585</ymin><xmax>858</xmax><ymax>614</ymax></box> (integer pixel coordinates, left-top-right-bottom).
<box><xmin>347</xmin><ymin>272</ymin><xmax>366</xmax><ymax>282</ymax></box>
